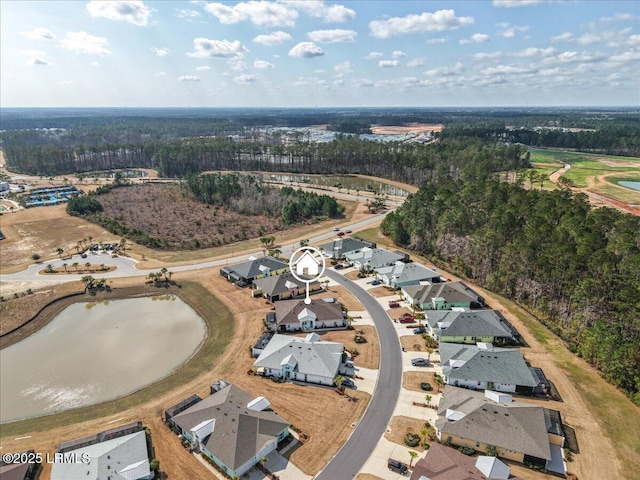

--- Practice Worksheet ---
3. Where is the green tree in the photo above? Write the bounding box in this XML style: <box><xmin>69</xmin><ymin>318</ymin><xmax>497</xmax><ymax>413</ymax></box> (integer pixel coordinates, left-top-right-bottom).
<box><xmin>81</xmin><ymin>275</ymin><xmax>95</xmax><ymax>291</ymax></box>
<box><xmin>486</xmin><ymin>444</ymin><xmax>498</xmax><ymax>457</ymax></box>
<box><xmin>31</xmin><ymin>253</ymin><xmax>41</xmax><ymax>262</ymax></box>
<box><xmin>408</xmin><ymin>450</ymin><xmax>418</xmax><ymax>467</ymax></box>
<box><xmin>72</xmin><ymin>262</ymin><xmax>79</xmax><ymax>272</ymax></box>
<box><xmin>56</xmin><ymin>247</ymin><xmax>64</xmax><ymax>258</ymax></box>
<box><xmin>299</xmin><ymin>239</ymin><xmax>309</xmax><ymax>248</ymax></box>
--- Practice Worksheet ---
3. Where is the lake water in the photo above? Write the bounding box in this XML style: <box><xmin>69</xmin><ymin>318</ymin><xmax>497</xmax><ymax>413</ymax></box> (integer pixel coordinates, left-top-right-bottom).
<box><xmin>618</xmin><ymin>180</ymin><xmax>640</xmax><ymax>191</ymax></box>
<box><xmin>0</xmin><ymin>295</ymin><xmax>206</xmax><ymax>423</ymax></box>
<box><xmin>266</xmin><ymin>173</ymin><xmax>410</xmax><ymax>197</ymax></box>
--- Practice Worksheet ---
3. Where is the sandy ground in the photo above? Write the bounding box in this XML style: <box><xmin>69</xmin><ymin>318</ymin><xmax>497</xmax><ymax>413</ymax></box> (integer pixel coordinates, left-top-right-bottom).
<box><xmin>370</xmin><ymin>124</ymin><xmax>444</xmax><ymax>136</ymax></box>
<box><xmin>384</xmin><ymin>416</ymin><xmax>432</xmax><ymax>453</ymax></box>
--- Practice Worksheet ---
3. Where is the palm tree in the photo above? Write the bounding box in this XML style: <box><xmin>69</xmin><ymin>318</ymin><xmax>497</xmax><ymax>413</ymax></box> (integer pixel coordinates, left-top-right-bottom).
<box><xmin>299</xmin><ymin>239</ymin><xmax>309</xmax><ymax>248</ymax></box>
<box><xmin>80</xmin><ymin>275</ymin><xmax>95</xmax><ymax>291</ymax></box>
<box><xmin>62</xmin><ymin>263</ymin><xmax>68</xmax><ymax>272</ymax></box>
<box><xmin>160</xmin><ymin>267</ymin><xmax>168</xmax><ymax>282</ymax></box>
<box><xmin>72</xmin><ymin>262</ymin><xmax>79</xmax><ymax>272</ymax></box>
<box><xmin>425</xmin><ymin>394</ymin><xmax>432</xmax><ymax>407</ymax></box>
<box><xmin>56</xmin><ymin>247</ymin><xmax>64</xmax><ymax>258</ymax></box>
<box><xmin>426</xmin><ymin>348</ymin><xmax>434</xmax><ymax>362</ymax></box>
<box><xmin>85</xmin><ymin>262</ymin><xmax>91</xmax><ymax>271</ymax></box>
<box><xmin>408</xmin><ymin>450</ymin><xmax>418</xmax><ymax>467</ymax></box>
<box><xmin>333</xmin><ymin>375</ymin><xmax>344</xmax><ymax>390</ymax></box>
<box><xmin>434</xmin><ymin>375</ymin><xmax>444</xmax><ymax>393</ymax></box>
<box><xmin>420</xmin><ymin>428</ymin><xmax>429</xmax><ymax>445</ymax></box>
<box><xmin>100</xmin><ymin>263</ymin><xmax>106</xmax><ymax>271</ymax></box>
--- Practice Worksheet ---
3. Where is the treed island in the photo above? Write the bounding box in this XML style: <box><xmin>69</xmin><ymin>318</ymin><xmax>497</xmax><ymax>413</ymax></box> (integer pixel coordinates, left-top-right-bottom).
<box><xmin>1</xmin><ymin>107</ymin><xmax>639</xmax><ymax>404</ymax></box>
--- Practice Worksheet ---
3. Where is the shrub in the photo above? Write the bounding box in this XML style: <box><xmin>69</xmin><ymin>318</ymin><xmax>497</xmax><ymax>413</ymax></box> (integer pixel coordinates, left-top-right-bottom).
<box><xmin>458</xmin><ymin>446</ymin><xmax>476</xmax><ymax>456</ymax></box>
<box><xmin>354</xmin><ymin>334</ymin><xmax>367</xmax><ymax>344</ymax></box>
<box><xmin>420</xmin><ymin>382</ymin><xmax>433</xmax><ymax>391</ymax></box>
<box><xmin>404</xmin><ymin>433</ymin><xmax>420</xmax><ymax>448</ymax></box>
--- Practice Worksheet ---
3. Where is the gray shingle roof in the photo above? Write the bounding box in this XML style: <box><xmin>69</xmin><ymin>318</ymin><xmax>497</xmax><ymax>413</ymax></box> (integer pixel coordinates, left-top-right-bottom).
<box><xmin>426</xmin><ymin>310</ymin><xmax>518</xmax><ymax>340</ymax></box>
<box><xmin>253</xmin><ymin>334</ymin><xmax>344</xmax><ymax>379</ymax></box>
<box><xmin>51</xmin><ymin>430</ymin><xmax>151</xmax><ymax>480</ymax></box>
<box><xmin>317</xmin><ymin>237</ymin><xmax>373</xmax><ymax>257</ymax></box>
<box><xmin>275</xmin><ymin>298</ymin><xmax>343</xmax><ymax>325</ymax></box>
<box><xmin>403</xmin><ymin>281</ymin><xmax>483</xmax><ymax>305</ymax></box>
<box><xmin>253</xmin><ymin>272</ymin><xmax>319</xmax><ymax>297</ymax></box>
<box><xmin>440</xmin><ymin>343</ymin><xmax>538</xmax><ymax>387</ymax></box>
<box><xmin>225</xmin><ymin>256</ymin><xmax>288</xmax><ymax>280</ymax></box>
<box><xmin>344</xmin><ymin>248</ymin><xmax>404</xmax><ymax>269</ymax></box>
<box><xmin>377</xmin><ymin>262</ymin><xmax>440</xmax><ymax>284</ymax></box>
<box><xmin>171</xmin><ymin>384</ymin><xmax>289</xmax><ymax>472</ymax></box>
<box><xmin>436</xmin><ymin>386</ymin><xmax>554</xmax><ymax>460</ymax></box>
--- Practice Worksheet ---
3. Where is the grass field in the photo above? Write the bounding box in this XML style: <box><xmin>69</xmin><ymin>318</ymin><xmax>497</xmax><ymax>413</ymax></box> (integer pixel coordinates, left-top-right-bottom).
<box><xmin>0</xmin><ymin>281</ymin><xmax>234</xmax><ymax>438</ymax></box>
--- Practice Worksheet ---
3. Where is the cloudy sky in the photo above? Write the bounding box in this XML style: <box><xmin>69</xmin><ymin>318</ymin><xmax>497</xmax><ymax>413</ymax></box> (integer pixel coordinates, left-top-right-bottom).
<box><xmin>1</xmin><ymin>0</ymin><xmax>638</xmax><ymax>107</ymax></box>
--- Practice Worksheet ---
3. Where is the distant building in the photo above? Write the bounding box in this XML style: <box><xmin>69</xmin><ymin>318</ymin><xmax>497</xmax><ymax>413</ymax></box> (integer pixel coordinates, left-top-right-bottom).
<box><xmin>375</xmin><ymin>261</ymin><xmax>442</xmax><ymax>288</ymax></box>
<box><xmin>252</xmin><ymin>272</ymin><xmax>322</xmax><ymax>302</ymax></box>
<box><xmin>0</xmin><ymin>181</ymin><xmax>9</xmax><ymax>192</ymax></box>
<box><xmin>317</xmin><ymin>237</ymin><xmax>376</xmax><ymax>259</ymax></box>
<box><xmin>344</xmin><ymin>247</ymin><xmax>405</xmax><ymax>271</ymax></box>
<box><xmin>425</xmin><ymin>310</ymin><xmax>520</xmax><ymax>345</ymax></box>
<box><xmin>402</xmin><ymin>281</ymin><xmax>484</xmax><ymax>310</ymax></box>
<box><xmin>274</xmin><ymin>297</ymin><xmax>345</xmax><ymax>332</ymax></box>
<box><xmin>220</xmin><ymin>256</ymin><xmax>288</xmax><ymax>286</ymax></box>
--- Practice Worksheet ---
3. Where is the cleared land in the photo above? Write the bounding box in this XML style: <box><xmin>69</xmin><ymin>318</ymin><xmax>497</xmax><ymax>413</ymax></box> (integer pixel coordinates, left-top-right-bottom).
<box><xmin>402</xmin><ymin>372</ymin><xmax>440</xmax><ymax>394</ymax></box>
<box><xmin>384</xmin><ymin>416</ymin><xmax>432</xmax><ymax>453</ymax></box>
<box><xmin>355</xmin><ymin>226</ymin><xmax>640</xmax><ymax>480</ymax></box>
<box><xmin>370</xmin><ymin>123</ymin><xmax>444</xmax><ymax>135</ymax></box>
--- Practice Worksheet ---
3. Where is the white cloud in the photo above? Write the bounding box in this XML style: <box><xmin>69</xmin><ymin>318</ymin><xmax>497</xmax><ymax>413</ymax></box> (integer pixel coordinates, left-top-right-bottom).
<box><xmin>60</xmin><ymin>31</ymin><xmax>111</xmax><ymax>55</ymax></box>
<box><xmin>230</xmin><ymin>60</ymin><xmax>248</xmax><ymax>71</ymax></box>
<box><xmin>157</xmin><ymin>71</ymin><xmax>167</xmax><ymax>76</ymax></box>
<box><xmin>178</xmin><ymin>75</ymin><xmax>201</xmax><ymax>81</ymax></box>
<box><xmin>86</xmin><ymin>1</ymin><xmax>152</xmax><ymax>26</ymax></box>
<box><xmin>334</xmin><ymin>60</ymin><xmax>352</xmax><ymax>73</ymax></box>
<box><xmin>379</xmin><ymin>60</ymin><xmax>400</xmax><ymax>68</ymax></box>
<box><xmin>196</xmin><ymin>65</ymin><xmax>211</xmax><ymax>71</ymax></box>
<box><xmin>424</xmin><ymin>62</ymin><xmax>464</xmax><ymax>76</ymax></box>
<box><xmin>288</xmin><ymin>42</ymin><xmax>324</xmax><ymax>58</ymax></box>
<box><xmin>600</xmin><ymin>13</ymin><xmax>637</xmax><ymax>23</ymax></box>
<box><xmin>90</xmin><ymin>61</ymin><xmax>100</xmax><ymax>67</ymax></box>
<box><xmin>307</xmin><ymin>29</ymin><xmax>357</xmax><ymax>43</ymax></box>
<box><xmin>365</xmin><ymin>51</ymin><xmax>384</xmax><ymax>59</ymax></box>
<box><xmin>406</xmin><ymin>57</ymin><xmax>426</xmax><ymax>67</ymax></box>
<box><xmin>58</xmin><ymin>80</ymin><xmax>73</xmax><ymax>86</ymax></box>
<box><xmin>205</xmin><ymin>1</ymin><xmax>298</xmax><ymax>27</ymax></box>
<box><xmin>472</xmin><ymin>52</ymin><xmax>503</xmax><ymax>60</ymax></box>
<box><xmin>28</xmin><ymin>57</ymin><xmax>49</xmax><ymax>66</ymax></box>
<box><xmin>481</xmin><ymin>64</ymin><xmax>536</xmax><ymax>75</ymax></box>
<box><xmin>234</xmin><ymin>74</ymin><xmax>256</xmax><ymax>84</ymax></box>
<box><xmin>188</xmin><ymin>38</ymin><xmax>247</xmax><ymax>58</ymax></box>
<box><xmin>253</xmin><ymin>31</ymin><xmax>292</xmax><ymax>46</ymax></box>
<box><xmin>369</xmin><ymin>9</ymin><xmax>474</xmax><ymax>39</ymax></box>
<box><xmin>254</xmin><ymin>60</ymin><xmax>274</xmax><ymax>69</ymax></box>
<box><xmin>460</xmin><ymin>33</ymin><xmax>490</xmax><ymax>44</ymax></box>
<box><xmin>176</xmin><ymin>8</ymin><xmax>200</xmax><ymax>19</ymax></box>
<box><xmin>392</xmin><ymin>50</ymin><xmax>406</xmax><ymax>58</ymax></box>
<box><xmin>551</xmin><ymin>32</ymin><xmax>574</xmax><ymax>43</ymax></box>
<box><xmin>426</xmin><ymin>37</ymin><xmax>448</xmax><ymax>44</ymax></box>
<box><xmin>285</xmin><ymin>1</ymin><xmax>356</xmax><ymax>23</ymax></box>
<box><xmin>152</xmin><ymin>47</ymin><xmax>170</xmax><ymax>57</ymax></box>
<box><xmin>357</xmin><ymin>78</ymin><xmax>374</xmax><ymax>87</ymax></box>
<box><xmin>492</xmin><ymin>0</ymin><xmax>546</xmax><ymax>7</ymax></box>
<box><xmin>512</xmin><ymin>47</ymin><xmax>556</xmax><ymax>57</ymax></box>
<box><xmin>496</xmin><ymin>23</ymin><xmax>529</xmax><ymax>38</ymax></box>
<box><xmin>20</xmin><ymin>28</ymin><xmax>56</xmax><ymax>41</ymax></box>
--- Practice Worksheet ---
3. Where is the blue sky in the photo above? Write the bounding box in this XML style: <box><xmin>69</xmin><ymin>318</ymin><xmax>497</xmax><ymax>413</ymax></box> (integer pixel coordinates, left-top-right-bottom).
<box><xmin>1</xmin><ymin>0</ymin><xmax>639</xmax><ymax>107</ymax></box>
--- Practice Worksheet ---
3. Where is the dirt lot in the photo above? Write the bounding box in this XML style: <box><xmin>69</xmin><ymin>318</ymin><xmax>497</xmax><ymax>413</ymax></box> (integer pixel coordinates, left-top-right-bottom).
<box><xmin>368</xmin><ymin>285</ymin><xmax>398</xmax><ymax>298</ymax></box>
<box><xmin>384</xmin><ymin>416</ymin><xmax>432</xmax><ymax>453</ymax></box>
<box><xmin>0</xmin><ymin>269</ymin><xmax>371</xmax><ymax>478</ymax></box>
<box><xmin>318</xmin><ymin>325</ymin><xmax>380</xmax><ymax>370</ymax></box>
<box><xmin>400</xmin><ymin>335</ymin><xmax>431</xmax><ymax>353</ymax></box>
<box><xmin>0</xmin><ymin>204</ymin><xmax>113</xmax><ymax>271</ymax></box>
<box><xmin>370</xmin><ymin>123</ymin><xmax>444</xmax><ymax>136</ymax></box>
<box><xmin>403</xmin><ymin>372</ymin><xmax>440</xmax><ymax>394</ymax></box>
<box><xmin>327</xmin><ymin>285</ymin><xmax>366</xmax><ymax>312</ymax></box>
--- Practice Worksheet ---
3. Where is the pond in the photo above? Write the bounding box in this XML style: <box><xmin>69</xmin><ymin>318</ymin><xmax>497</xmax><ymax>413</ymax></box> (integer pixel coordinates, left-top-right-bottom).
<box><xmin>0</xmin><ymin>295</ymin><xmax>206</xmax><ymax>423</ymax></box>
<box><xmin>265</xmin><ymin>173</ymin><xmax>410</xmax><ymax>197</ymax></box>
<box><xmin>617</xmin><ymin>180</ymin><xmax>640</xmax><ymax>191</ymax></box>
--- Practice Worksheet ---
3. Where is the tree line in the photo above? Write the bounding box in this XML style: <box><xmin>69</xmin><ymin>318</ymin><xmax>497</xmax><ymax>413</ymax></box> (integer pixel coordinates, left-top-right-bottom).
<box><xmin>382</xmin><ymin>172</ymin><xmax>640</xmax><ymax>404</ymax></box>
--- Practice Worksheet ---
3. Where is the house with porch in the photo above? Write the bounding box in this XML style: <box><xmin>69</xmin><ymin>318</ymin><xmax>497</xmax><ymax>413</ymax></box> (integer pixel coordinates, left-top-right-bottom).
<box><xmin>440</xmin><ymin>342</ymin><xmax>548</xmax><ymax>395</ymax></box>
<box><xmin>274</xmin><ymin>297</ymin><xmax>345</xmax><ymax>332</ymax></box>
<box><xmin>220</xmin><ymin>256</ymin><xmax>288</xmax><ymax>286</ymax></box>
<box><xmin>402</xmin><ymin>281</ymin><xmax>484</xmax><ymax>310</ymax></box>
<box><xmin>435</xmin><ymin>387</ymin><xmax>566</xmax><ymax>475</ymax></box>
<box><xmin>51</xmin><ymin>422</ymin><xmax>154</xmax><ymax>480</ymax></box>
<box><xmin>344</xmin><ymin>247</ymin><xmax>405</xmax><ymax>271</ymax></box>
<box><xmin>252</xmin><ymin>272</ymin><xmax>322</xmax><ymax>302</ymax></box>
<box><xmin>165</xmin><ymin>382</ymin><xmax>289</xmax><ymax>479</ymax></box>
<box><xmin>425</xmin><ymin>310</ymin><xmax>520</xmax><ymax>345</ymax></box>
<box><xmin>253</xmin><ymin>333</ymin><xmax>353</xmax><ymax>385</ymax></box>
<box><xmin>375</xmin><ymin>261</ymin><xmax>442</xmax><ymax>289</ymax></box>
<box><xmin>317</xmin><ymin>237</ymin><xmax>376</xmax><ymax>260</ymax></box>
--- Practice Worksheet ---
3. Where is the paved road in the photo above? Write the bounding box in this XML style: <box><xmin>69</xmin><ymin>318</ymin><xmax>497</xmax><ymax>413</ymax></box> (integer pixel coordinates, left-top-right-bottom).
<box><xmin>315</xmin><ymin>270</ymin><xmax>402</xmax><ymax>480</ymax></box>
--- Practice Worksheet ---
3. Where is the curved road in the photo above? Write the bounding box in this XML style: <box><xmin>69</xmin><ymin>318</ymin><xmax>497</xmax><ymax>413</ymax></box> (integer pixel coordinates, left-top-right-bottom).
<box><xmin>316</xmin><ymin>270</ymin><xmax>402</xmax><ymax>480</ymax></box>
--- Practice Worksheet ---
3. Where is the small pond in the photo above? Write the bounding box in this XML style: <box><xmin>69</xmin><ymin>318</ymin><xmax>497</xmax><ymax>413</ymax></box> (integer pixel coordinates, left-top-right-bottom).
<box><xmin>0</xmin><ymin>295</ymin><xmax>206</xmax><ymax>422</ymax></box>
<box><xmin>617</xmin><ymin>180</ymin><xmax>640</xmax><ymax>191</ymax></box>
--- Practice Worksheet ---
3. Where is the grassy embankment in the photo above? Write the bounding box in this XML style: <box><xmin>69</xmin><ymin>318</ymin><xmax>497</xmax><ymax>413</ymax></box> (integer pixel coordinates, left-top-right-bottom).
<box><xmin>0</xmin><ymin>281</ymin><xmax>234</xmax><ymax>438</ymax></box>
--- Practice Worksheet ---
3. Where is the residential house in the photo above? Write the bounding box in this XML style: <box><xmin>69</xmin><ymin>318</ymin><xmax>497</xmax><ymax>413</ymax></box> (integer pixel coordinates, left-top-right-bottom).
<box><xmin>220</xmin><ymin>256</ymin><xmax>288</xmax><ymax>286</ymax></box>
<box><xmin>274</xmin><ymin>297</ymin><xmax>345</xmax><ymax>332</ymax></box>
<box><xmin>436</xmin><ymin>387</ymin><xmax>566</xmax><ymax>475</ymax></box>
<box><xmin>252</xmin><ymin>331</ymin><xmax>275</xmax><ymax>357</ymax></box>
<box><xmin>165</xmin><ymin>382</ymin><xmax>289</xmax><ymax>479</ymax></box>
<box><xmin>317</xmin><ymin>237</ymin><xmax>376</xmax><ymax>259</ymax></box>
<box><xmin>0</xmin><ymin>450</ymin><xmax>41</xmax><ymax>480</ymax></box>
<box><xmin>425</xmin><ymin>310</ymin><xmax>520</xmax><ymax>345</ymax></box>
<box><xmin>375</xmin><ymin>261</ymin><xmax>442</xmax><ymax>289</ymax></box>
<box><xmin>402</xmin><ymin>282</ymin><xmax>484</xmax><ymax>310</ymax></box>
<box><xmin>344</xmin><ymin>247</ymin><xmax>405</xmax><ymax>271</ymax></box>
<box><xmin>252</xmin><ymin>272</ymin><xmax>322</xmax><ymax>302</ymax></box>
<box><xmin>410</xmin><ymin>442</ymin><xmax>523</xmax><ymax>480</ymax></box>
<box><xmin>440</xmin><ymin>342</ymin><xmax>548</xmax><ymax>395</ymax></box>
<box><xmin>51</xmin><ymin>422</ymin><xmax>154</xmax><ymax>480</ymax></box>
<box><xmin>253</xmin><ymin>333</ymin><xmax>353</xmax><ymax>385</ymax></box>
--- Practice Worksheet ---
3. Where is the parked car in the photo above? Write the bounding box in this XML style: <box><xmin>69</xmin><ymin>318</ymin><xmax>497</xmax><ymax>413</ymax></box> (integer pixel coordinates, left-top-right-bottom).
<box><xmin>337</xmin><ymin>231</ymin><xmax>345</xmax><ymax>237</ymax></box>
<box><xmin>333</xmin><ymin>227</ymin><xmax>340</xmax><ymax>231</ymax></box>
<box><xmin>334</xmin><ymin>264</ymin><xmax>345</xmax><ymax>270</ymax></box>
<box><xmin>81</xmin><ymin>253</ymin><xmax>88</xmax><ymax>258</ymax></box>
<box><xmin>413</xmin><ymin>326</ymin><xmax>426</xmax><ymax>334</ymax></box>
<box><xmin>341</xmin><ymin>378</ymin><xmax>356</xmax><ymax>389</ymax></box>
<box><xmin>345</xmin><ymin>229</ymin><xmax>352</xmax><ymax>233</ymax></box>
<box><xmin>388</xmin><ymin>301</ymin><xmax>400</xmax><ymax>308</ymax></box>
<box><xmin>387</xmin><ymin>458</ymin><xmax>408</xmax><ymax>474</ymax></box>
<box><xmin>411</xmin><ymin>358</ymin><xmax>429</xmax><ymax>367</ymax></box>
<box><xmin>371</xmin><ymin>279</ymin><xmax>381</xmax><ymax>286</ymax></box>
<box><xmin>398</xmin><ymin>314</ymin><xmax>415</xmax><ymax>323</ymax></box>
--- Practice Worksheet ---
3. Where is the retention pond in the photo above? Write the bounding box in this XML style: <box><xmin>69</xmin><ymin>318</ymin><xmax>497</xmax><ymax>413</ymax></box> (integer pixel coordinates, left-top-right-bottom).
<box><xmin>0</xmin><ymin>295</ymin><xmax>206</xmax><ymax>423</ymax></box>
